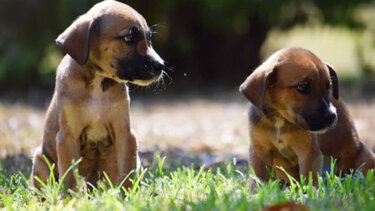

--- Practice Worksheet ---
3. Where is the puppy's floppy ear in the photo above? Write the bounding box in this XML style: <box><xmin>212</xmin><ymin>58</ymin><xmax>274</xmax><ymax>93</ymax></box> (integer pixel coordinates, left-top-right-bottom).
<box><xmin>326</xmin><ymin>63</ymin><xmax>339</xmax><ymax>100</ymax></box>
<box><xmin>239</xmin><ymin>65</ymin><xmax>275</xmax><ymax>111</ymax></box>
<box><xmin>56</xmin><ymin>15</ymin><xmax>98</xmax><ymax>65</ymax></box>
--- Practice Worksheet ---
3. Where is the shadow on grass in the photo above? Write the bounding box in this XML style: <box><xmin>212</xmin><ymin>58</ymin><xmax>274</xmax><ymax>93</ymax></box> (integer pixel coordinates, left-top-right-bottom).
<box><xmin>0</xmin><ymin>149</ymin><xmax>248</xmax><ymax>179</ymax></box>
<box><xmin>0</xmin><ymin>153</ymin><xmax>32</xmax><ymax>177</ymax></box>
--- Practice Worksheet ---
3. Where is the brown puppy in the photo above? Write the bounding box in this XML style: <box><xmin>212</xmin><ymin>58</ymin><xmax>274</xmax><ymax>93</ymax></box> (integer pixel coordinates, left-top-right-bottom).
<box><xmin>240</xmin><ymin>47</ymin><xmax>375</xmax><ymax>189</ymax></box>
<box><xmin>32</xmin><ymin>0</ymin><xmax>165</xmax><ymax>190</ymax></box>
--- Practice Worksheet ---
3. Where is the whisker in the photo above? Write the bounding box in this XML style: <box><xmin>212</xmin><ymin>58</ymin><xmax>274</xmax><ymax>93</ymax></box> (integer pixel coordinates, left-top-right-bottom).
<box><xmin>149</xmin><ymin>23</ymin><xmax>166</xmax><ymax>29</ymax></box>
<box><xmin>162</xmin><ymin>71</ymin><xmax>172</xmax><ymax>80</ymax></box>
<box><xmin>164</xmin><ymin>62</ymin><xmax>175</xmax><ymax>72</ymax></box>
<box><xmin>160</xmin><ymin>73</ymin><xmax>166</xmax><ymax>89</ymax></box>
<box><xmin>149</xmin><ymin>23</ymin><xmax>166</xmax><ymax>38</ymax></box>
<box><xmin>162</xmin><ymin>71</ymin><xmax>173</xmax><ymax>86</ymax></box>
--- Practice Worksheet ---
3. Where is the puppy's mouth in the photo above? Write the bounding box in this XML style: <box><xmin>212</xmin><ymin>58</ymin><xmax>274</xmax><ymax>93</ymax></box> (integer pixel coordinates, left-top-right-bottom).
<box><xmin>117</xmin><ymin>66</ymin><xmax>163</xmax><ymax>86</ymax></box>
<box><xmin>301</xmin><ymin>110</ymin><xmax>338</xmax><ymax>134</ymax></box>
<box><xmin>310</xmin><ymin>117</ymin><xmax>337</xmax><ymax>134</ymax></box>
<box><xmin>116</xmin><ymin>50</ymin><xmax>164</xmax><ymax>86</ymax></box>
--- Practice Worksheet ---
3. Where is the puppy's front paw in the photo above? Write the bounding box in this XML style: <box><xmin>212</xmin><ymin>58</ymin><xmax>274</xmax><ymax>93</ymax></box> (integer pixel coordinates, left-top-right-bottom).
<box><xmin>249</xmin><ymin>177</ymin><xmax>258</xmax><ymax>192</ymax></box>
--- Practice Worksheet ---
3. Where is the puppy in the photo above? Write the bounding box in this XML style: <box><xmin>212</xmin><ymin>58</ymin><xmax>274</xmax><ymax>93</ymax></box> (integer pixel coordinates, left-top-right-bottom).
<box><xmin>32</xmin><ymin>0</ymin><xmax>165</xmax><ymax>190</ymax></box>
<box><xmin>240</xmin><ymin>47</ymin><xmax>375</xmax><ymax>188</ymax></box>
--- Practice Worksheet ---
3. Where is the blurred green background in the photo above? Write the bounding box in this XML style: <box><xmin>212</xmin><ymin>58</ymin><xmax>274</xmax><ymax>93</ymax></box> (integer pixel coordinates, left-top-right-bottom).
<box><xmin>1</xmin><ymin>0</ymin><xmax>375</xmax><ymax>96</ymax></box>
<box><xmin>2</xmin><ymin>0</ymin><xmax>375</xmax><ymax>175</ymax></box>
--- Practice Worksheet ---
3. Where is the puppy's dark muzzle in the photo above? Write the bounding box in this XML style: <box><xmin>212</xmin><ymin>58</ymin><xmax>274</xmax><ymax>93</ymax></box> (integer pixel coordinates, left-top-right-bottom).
<box><xmin>324</xmin><ymin>112</ymin><xmax>337</xmax><ymax>128</ymax></box>
<box><xmin>145</xmin><ymin>58</ymin><xmax>164</xmax><ymax>76</ymax></box>
<box><xmin>303</xmin><ymin>107</ymin><xmax>337</xmax><ymax>132</ymax></box>
<box><xmin>117</xmin><ymin>55</ymin><xmax>164</xmax><ymax>82</ymax></box>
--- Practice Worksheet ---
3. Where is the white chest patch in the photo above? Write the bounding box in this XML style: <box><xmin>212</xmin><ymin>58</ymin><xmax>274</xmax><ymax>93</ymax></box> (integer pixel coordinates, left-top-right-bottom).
<box><xmin>272</xmin><ymin>118</ymin><xmax>284</xmax><ymax>146</ymax></box>
<box><xmin>86</xmin><ymin>124</ymin><xmax>108</xmax><ymax>142</ymax></box>
<box><xmin>272</xmin><ymin>118</ymin><xmax>294</xmax><ymax>157</ymax></box>
<box><xmin>84</xmin><ymin>90</ymin><xmax>113</xmax><ymax>142</ymax></box>
<box><xmin>273</xmin><ymin>139</ymin><xmax>288</xmax><ymax>152</ymax></box>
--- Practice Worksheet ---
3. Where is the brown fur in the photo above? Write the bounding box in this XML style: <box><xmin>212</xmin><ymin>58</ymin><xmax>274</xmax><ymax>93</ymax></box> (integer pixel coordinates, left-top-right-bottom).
<box><xmin>32</xmin><ymin>0</ymin><xmax>164</xmax><ymax>190</ymax></box>
<box><xmin>240</xmin><ymin>47</ymin><xmax>375</xmax><ymax>189</ymax></box>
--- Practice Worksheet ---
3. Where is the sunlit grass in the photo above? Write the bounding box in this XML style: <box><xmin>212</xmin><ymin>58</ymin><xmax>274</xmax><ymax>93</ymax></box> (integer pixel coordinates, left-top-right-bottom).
<box><xmin>1</xmin><ymin>99</ymin><xmax>375</xmax><ymax>210</ymax></box>
<box><xmin>1</xmin><ymin>157</ymin><xmax>375</xmax><ymax>210</ymax></box>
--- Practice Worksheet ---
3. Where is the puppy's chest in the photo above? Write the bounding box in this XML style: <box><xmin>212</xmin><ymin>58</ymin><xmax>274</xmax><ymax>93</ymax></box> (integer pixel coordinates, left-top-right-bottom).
<box><xmin>82</xmin><ymin>92</ymin><xmax>127</xmax><ymax>144</ymax></box>
<box><xmin>271</xmin><ymin>122</ymin><xmax>297</xmax><ymax>160</ymax></box>
<box><xmin>87</xmin><ymin>95</ymin><xmax>115</xmax><ymax>122</ymax></box>
<box><xmin>273</xmin><ymin>134</ymin><xmax>295</xmax><ymax>158</ymax></box>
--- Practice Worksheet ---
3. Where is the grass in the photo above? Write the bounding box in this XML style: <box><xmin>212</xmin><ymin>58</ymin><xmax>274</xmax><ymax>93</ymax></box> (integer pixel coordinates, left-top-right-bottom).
<box><xmin>1</xmin><ymin>157</ymin><xmax>375</xmax><ymax>211</ymax></box>
<box><xmin>1</xmin><ymin>98</ymin><xmax>375</xmax><ymax>210</ymax></box>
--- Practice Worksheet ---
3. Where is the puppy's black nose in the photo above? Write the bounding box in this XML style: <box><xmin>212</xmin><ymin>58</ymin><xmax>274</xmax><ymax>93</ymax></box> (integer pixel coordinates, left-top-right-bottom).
<box><xmin>146</xmin><ymin>58</ymin><xmax>164</xmax><ymax>74</ymax></box>
<box><xmin>152</xmin><ymin>61</ymin><xmax>164</xmax><ymax>72</ymax></box>
<box><xmin>324</xmin><ymin>112</ymin><xmax>336</xmax><ymax>126</ymax></box>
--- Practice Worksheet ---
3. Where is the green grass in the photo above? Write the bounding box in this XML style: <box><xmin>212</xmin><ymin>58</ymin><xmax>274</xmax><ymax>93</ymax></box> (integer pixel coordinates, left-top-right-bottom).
<box><xmin>1</xmin><ymin>157</ymin><xmax>375</xmax><ymax>211</ymax></box>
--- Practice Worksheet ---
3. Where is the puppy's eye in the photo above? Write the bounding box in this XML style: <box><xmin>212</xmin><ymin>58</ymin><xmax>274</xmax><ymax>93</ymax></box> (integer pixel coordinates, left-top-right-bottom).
<box><xmin>123</xmin><ymin>34</ymin><xmax>135</xmax><ymax>43</ymax></box>
<box><xmin>123</xmin><ymin>27</ymin><xmax>139</xmax><ymax>44</ymax></box>
<box><xmin>295</xmin><ymin>83</ymin><xmax>310</xmax><ymax>94</ymax></box>
<box><xmin>327</xmin><ymin>83</ymin><xmax>331</xmax><ymax>90</ymax></box>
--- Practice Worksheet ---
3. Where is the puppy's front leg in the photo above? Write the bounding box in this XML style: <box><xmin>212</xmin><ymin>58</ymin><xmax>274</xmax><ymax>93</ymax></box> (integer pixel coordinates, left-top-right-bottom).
<box><xmin>56</xmin><ymin>130</ymin><xmax>81</xmax><ymax>189</ymax></box>
<box><xmin>299</xmin><ymin>152</ymin><xmax>323</xmax><ymax>187</ymax></box>
<box><xmin>113</xmin><ymin>121</ymin><xmax>138</xmax><ymax>189</ymax></box>
<box><xmin>56</xmin><ymin>107</ymin><xmax>83</xmax><ymax>190</ymax></box>
<box><xmin>249</xmin><ymin>144</ymin><xmax>269</xmax><ymax>190</ymax></box>
<box><xmin>294</xmin><ymin>138</ymin><xmax>323</xmax><ymax>187</ymax></box>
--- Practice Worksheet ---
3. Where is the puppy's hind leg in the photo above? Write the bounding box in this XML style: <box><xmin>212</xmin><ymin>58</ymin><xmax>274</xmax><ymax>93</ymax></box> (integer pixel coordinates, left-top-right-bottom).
<box><xmin>32</xmin><ymin>146</ymin><xmax>56</xmax><ymax>190</ymax></box>
<box><xmin>354</xmin><ymin>143</ymin><xmax>375</xmax><ymax>175</ymax></box>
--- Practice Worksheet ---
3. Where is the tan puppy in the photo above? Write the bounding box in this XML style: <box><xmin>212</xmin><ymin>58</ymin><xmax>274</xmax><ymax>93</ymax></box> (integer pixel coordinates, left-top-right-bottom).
<box><xmin>32</xmin><ymin>0</ymin><xmax>165</xmax><ymax>190</ymax></box>
<box><xmin>240</xmin><ymin>47</ymin><xmax>375</xmax><ymax>188</ymax></box>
